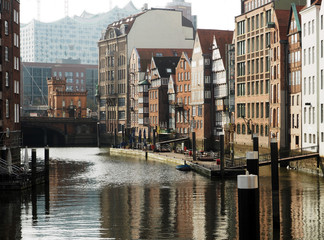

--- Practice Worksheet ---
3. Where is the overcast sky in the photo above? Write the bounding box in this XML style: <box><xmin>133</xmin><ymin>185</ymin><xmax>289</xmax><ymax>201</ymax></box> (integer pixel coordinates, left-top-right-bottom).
<box><xmin>20</xmin><ymin>0</ymin><xmax>240</xmax><ymax>30</ymax></box>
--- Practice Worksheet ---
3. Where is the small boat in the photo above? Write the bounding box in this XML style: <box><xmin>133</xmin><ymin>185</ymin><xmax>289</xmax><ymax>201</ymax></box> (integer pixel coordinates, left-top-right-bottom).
<box><xmin>176</xmin><ymin>164</ymin><xmax>191</xmax><ymax>171</ymax></box>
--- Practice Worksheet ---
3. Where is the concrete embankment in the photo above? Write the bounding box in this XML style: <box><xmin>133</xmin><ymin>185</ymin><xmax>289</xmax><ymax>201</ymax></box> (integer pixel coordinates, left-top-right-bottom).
<box><xmin>109</xmin><ymin>148</ymin><xmax>245</xmax><ymax>178</ymax></box>
<box><xmin>109</xmin><ymin>148</ymin><xmax>187</xmax><ymax>165</ymax></box>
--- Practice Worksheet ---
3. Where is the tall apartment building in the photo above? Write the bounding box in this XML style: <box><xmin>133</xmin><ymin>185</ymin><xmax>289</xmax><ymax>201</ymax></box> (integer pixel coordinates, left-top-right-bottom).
<box><xmin>0</xmin><ymin>0</ymin><xmax>21</xmax><ymax>163</ymax></box>
<box><xmin>288</xmin><ymin>3</ymin><xmax>303</xmax><ymax>150</ymax></box>
<box><xmin>22</xmin><ymin>61</ymin><xmax>98</xmax><ymax>116</ymax></box>
<box><xmin>20</xmin><ymin>2</ymin><xmax>139</xmax><ymax>65</ymax></box>
<box><xmin>300</xmin><ymin>0</ymin><xmax>323</xmax><ymax>155</ymax></box>
<box><xmin>191</xmin><ymin>29</ymin><xmax>232</xmax><ymax>150</ymax></box>
<box><xmin>234</xmin><ymin>0</ymin><xmax>306</xmax><ymax>150</ymax></box>
<box><xmin>98</xmin><ymin>8</ymin><xmax>194</xmax><ymax>134</ymax></box>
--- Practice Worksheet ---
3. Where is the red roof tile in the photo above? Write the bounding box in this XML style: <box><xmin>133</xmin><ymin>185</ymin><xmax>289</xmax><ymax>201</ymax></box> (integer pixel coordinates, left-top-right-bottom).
<box><xmin>196</xmin><ymin>29</ymin><xmax>233</xmax><ymax>65</ymax></box>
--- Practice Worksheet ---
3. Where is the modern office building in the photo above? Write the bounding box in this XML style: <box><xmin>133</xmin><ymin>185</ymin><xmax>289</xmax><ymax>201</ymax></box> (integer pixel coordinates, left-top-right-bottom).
<box><xmin>0</xmin><ymin>0</ymin><xmax>21</xmax><ymax>163</ymax></box>
<box><xmin>20</xmin><ymin>2</ymin><xmax>139</xmax><ymax>65</ymax></box>
<box><xmin>22</xmin><ymin>61</ymin><xmax>98</xmax><ymax>116</ymax></box>
<box><xmin>98</xmin><ymin>8</ymin><xmax>194</xmax><ymax>134</ymax></box>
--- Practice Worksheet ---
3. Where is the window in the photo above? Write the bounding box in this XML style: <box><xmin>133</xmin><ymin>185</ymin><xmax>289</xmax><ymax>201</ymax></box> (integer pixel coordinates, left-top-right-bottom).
<box><xmin>5</xmin><ymin>47</ymin><xmax>9</xmax><ymax>61</ymax></box>
<box><xmin>5</xmin><ymin>72</ymin><xmax>9</xmax><ymax>87</ymax></box>
<box><xmin>256</xmin><ymin>103</ymin><xmax>259</xmax><ymax>118</ymax></box>
<box><xmin>237</xmin><ymin>62</ymin><xmax>246</xmax><ymax>76</ymax></box>
<box><xmin>237</xmin><ymin>103</ymin><xmax>246</xmax><ymax>118</ymax></box>
<box><xmin>118</xmin><ymin>111</ymin><xmax>125</xmax><ymax>120</ymax></box>
<box><xmin>321</xmin><ymin>69</ymin><xmax>324</xmax><ymax>89</ymax></box>
<box><xmin>237</xmin><ymin>20</ymin><xmax>246</xmax><ymax>35</ymax></box>
<box><xmin>265</xmin><ymin>102</ymin><xmax>270</xmax><ymax>118</ymax></box>
<box><xmin>14</xmin><ymin>104</ymin><xmax>19</xmax><ymax>123</ymax></box>
<box><xmin>6</xmin><ymin>99</ymin><xmax>9</xmax><ymax>118</ymax></box>
<box><xmin>5</xmin><ymin>21</ymin><xmax>8</xmax><ymax>35</ymax></box>
<box><xmin>261</xmin><ymin>102</ymin><xmax>264</xmax><ymax>118</ymax></box>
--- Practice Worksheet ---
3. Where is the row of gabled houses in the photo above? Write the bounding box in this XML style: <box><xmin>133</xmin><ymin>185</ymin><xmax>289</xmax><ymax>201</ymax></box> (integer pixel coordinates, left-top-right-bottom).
<box><xmin>98</xmin><ymin>0</ymin><xmax>324</xmax><ymax>155</ymax></box>
<box><xmin>98</xmin><ymin>7</ymin><xmax>234</xmax><ymax>150</ymax></box>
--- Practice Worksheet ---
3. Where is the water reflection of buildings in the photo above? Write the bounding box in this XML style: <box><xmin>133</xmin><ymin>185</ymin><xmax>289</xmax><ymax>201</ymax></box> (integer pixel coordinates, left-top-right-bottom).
<box><xmin>99</xmin><ymin>179</ymin><xmax>240</xmax><ymax>239</ymax></box>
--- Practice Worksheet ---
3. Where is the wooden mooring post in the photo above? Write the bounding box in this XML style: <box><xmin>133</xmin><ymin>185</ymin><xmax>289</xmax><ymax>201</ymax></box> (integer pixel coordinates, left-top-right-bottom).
<box><xmin>270</xmin><ymin>139</ymin><xmax>280</xmax><ymax>238</ymax></box>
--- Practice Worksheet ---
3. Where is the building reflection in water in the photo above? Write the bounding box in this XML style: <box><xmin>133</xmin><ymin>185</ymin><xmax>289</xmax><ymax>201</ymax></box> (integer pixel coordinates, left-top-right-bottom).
<box><xmin>1</xmin><ymin>148</ymin><xmax>324</xmax><ymax>240</ymax></box>
<box><xmin>99</xmin><ymin>165</ymin><xmax>324</xmax><ymax>240</ymax></box>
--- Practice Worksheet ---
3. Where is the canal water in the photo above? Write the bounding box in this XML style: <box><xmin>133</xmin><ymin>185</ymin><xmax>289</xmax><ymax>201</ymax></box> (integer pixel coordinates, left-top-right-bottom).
<box><xmin>0</xmin><ymin>148</ymin><xmax>324</xmax><ymax>240</ymax></box>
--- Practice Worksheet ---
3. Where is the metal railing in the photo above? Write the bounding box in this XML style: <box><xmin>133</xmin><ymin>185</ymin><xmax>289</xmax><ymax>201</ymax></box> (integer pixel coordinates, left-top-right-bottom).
<box><xmin>225</xmin><ymin>145</ymin><xmax>319</xmax><ymax>169</ymax></box>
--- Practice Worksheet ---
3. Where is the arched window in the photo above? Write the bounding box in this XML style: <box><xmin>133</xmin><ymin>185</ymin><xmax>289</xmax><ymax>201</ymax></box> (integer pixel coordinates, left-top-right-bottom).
<box><xmin>260</xmin><ymin>125</ymin><xmax>264</xmax><ymax>136</ymax></box>
<box><xmin>242</xmin><ymin>124</ymin><xmax>246</xmax><ymax>134</ymax></box>
<box><xmin>265</xmin><ymin>125</ymin><xmax>269</xmax><ymax>136</ymax></box>
<box><xmin>237</xmin><ymin>124</ymin><xmax>241</xmax><ymax>134</ymax></box>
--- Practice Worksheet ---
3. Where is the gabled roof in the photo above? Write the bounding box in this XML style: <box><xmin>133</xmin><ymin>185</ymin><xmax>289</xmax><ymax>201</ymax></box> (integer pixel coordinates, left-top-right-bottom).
<box><xmin>135</xmin><ymin>48</ymin><xmax>192</xmax><ymax>72</ymax></box>
<box><xmin>274</xmin><ymin>9</ymin><xmax>291</xmax><ymax>41</ymax></box>
<box><xmin>196</xmin><ymin>29</ymin><xmax>233</xmax><ymax>60</ymax></box>
<box><xmin>167</xmin><ymin>75</ymin><xmax>176</xmax><ymax>94</ymax></box>
<box><xmin>287</xmin><ymin>3</ymin><xmax>304</xmax><ymax>35</ymax></box>
<box><xmin>152</xmin><ymin>57</ymin><xmax>180</xmax><ymax>78</ymax></box>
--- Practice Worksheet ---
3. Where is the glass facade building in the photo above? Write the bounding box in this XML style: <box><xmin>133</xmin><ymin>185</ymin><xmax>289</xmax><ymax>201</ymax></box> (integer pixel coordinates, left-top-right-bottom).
<box><xmin>20</xmin><ymin>2</ymin><xmax>139</xmax><ymax>65</ymax></box>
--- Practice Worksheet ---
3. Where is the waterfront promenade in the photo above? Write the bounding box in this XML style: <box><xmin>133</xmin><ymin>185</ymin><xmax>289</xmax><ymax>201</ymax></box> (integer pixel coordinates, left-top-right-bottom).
<box><xmin>109</xmin><ymin>148</ymin><xmax>245</xmax><ymax>178</ymax></box>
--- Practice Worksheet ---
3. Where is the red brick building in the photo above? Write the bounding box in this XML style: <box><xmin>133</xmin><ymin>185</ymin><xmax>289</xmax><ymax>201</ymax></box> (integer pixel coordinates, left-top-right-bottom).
<box><xmin>47</xmin><ymin>77</ymin><xmax>87</xmax><ymax>118</ymax></box>
<box><xmin>0</xmin><ymin>0</ymin><xmax>21</xmax><ymax>163</ymax></box>
<box><xmin>148</xmin><ymin>57</ymin><xmax>180</xmax><ymax>138</ymax></box>
<box><xmin>173</xmin><ymin>52</ymin><xmax>192</xmax><ymax>137</ymax></box>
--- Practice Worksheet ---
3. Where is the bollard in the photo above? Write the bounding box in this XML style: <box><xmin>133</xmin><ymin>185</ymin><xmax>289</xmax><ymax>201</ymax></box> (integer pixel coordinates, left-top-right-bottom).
<box><xmin>192</xmin><ymin>132</ymin><xmax>196</xmax><ymax>161</ymax></box>
<box><xmin>153</xmin><ymin>129</ymin><xmax>156</xmax><ymax>152</ymax></box>
<box><xmin>253</xmin><ymin>134</ymin><xmax>259</xmax><ymax>152</ymax></box>
<box><xmin>270</xmin><ymin>139</ymin><xmax>280</xmax><ymax>233</ymax></box>
<box><xmin>32</xmin><ymin>149</ymin><xmax>37</xmax><ymax>184</ymax></box>
<box><xmin>44</xmin><ymin>147</ymin><xmax>49</xmax><ymax>183</ymax></box>
<box><xmin>238</xmin><ymin>173</ymin><xmax>260</xmax><ymax>240</ymax></box>
<box><xmin>1</xmin><ymin>146</ymin><xmax>6</xmax><ymax>160</ymax></box>
<box><xmin>246</xmin><ymin>151</ymin><xmax>259</xmax><ymax>177</ymax></box>
<box><xmin>220</xmin><ymin>135</ymin><xmax>225</xmax><ymax>178</ymax></box>
<box><xmin>96</xmin><ymin>122</ymin><xmax>100</xmax><ymax>147</ymax></box>
<box><xmin>145</xmin><ymin>150</ymin><xmax>148</xmax><ymax>160</ymax></box>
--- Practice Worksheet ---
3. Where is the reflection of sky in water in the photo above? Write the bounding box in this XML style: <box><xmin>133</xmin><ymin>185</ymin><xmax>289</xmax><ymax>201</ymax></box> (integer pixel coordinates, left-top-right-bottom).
<box><xmin>6</xmin><ymin>148</ymin><xmax>324</xmax><ymax>239</ymax></box>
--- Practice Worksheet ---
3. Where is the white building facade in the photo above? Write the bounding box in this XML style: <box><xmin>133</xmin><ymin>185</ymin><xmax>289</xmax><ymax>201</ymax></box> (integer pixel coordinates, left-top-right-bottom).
<box><xmin>301</xmin><ymin>0</ymin><xmax>321</xmax><ymax>154</ymax></box>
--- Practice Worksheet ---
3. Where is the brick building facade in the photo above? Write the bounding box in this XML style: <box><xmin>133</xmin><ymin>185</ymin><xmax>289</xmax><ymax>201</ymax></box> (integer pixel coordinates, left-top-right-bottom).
<box><xmin>47</xmin><ymin>77</ymin><xmax>87</xmax><ymax>118</ymax></box>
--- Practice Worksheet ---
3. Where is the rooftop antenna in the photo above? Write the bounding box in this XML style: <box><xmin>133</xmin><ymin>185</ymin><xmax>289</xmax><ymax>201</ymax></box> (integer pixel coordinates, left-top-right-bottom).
<box><xmin>37</xmin><ymin>0</ymin><xmax>40</xmax><ymax>21</ymax></box>
<box><xmin>65</xmin><ymin>0</ymin><xmax>69</xmax><ymax>17</ymax></box>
